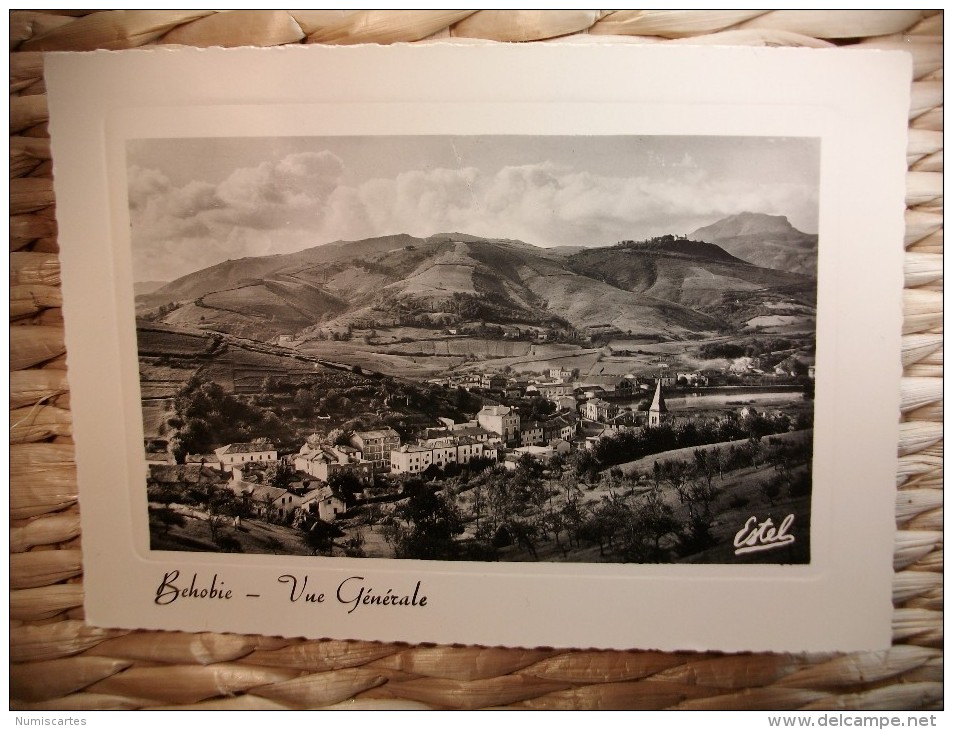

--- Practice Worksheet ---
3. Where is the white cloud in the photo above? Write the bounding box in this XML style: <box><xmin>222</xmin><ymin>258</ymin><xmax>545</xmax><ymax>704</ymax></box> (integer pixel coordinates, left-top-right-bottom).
<box><xmin>131</xmin><ymin>152</ymin><xmax>817</xmax><ymax>282</ymax></box>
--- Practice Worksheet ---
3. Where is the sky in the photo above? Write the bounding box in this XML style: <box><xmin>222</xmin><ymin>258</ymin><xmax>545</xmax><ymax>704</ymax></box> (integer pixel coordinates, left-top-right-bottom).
<box><xmin>127</xmin><ymin>135</ymin><xmax>820</xmax><ymax>283</ymax></box>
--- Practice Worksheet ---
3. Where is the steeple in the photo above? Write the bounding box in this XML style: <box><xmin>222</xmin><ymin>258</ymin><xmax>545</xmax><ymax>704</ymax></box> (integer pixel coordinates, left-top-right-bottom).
<box><xmin>649</xmin><ymin>379</ymin><xmax>667</xmax><ymax>427</ymax></box>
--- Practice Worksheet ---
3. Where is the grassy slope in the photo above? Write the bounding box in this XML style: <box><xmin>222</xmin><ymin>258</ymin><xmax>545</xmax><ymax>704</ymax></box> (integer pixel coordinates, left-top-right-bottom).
<box><xmin>138</xmin><ymin>233</ymin><xmax>814</xmax><ymax>344</ymax></box>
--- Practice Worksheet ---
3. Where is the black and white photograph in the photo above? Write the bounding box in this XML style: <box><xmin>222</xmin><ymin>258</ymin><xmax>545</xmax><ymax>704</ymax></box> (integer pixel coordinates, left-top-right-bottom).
<box><xmin>133</xmin><ymin>134</ymin><xmax>819</xmax><ymax>565</ymax></box>
<box><xmin>49</xmin><ymin>41</ymin><xmax>909</xmax><ymax>651</ymax></box>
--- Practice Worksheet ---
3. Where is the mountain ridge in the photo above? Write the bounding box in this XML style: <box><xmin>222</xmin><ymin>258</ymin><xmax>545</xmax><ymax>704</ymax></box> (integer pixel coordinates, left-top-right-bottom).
<box><xmin>137</xmin><ymin>219</ymin><xmax>816</xmax><ymax>343</ymax></box>
<box><xmin>690</xmin><ymin>212</ymin><xmax>818</xmax><ymax>275</ymax></box>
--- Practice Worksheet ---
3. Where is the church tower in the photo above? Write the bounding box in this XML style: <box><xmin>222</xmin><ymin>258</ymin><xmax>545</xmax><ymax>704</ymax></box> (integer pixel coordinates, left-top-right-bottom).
<box><xmin>648</xmin><ymin>379</ymin><xmax>667</xmax><ymax>427</ymax></box>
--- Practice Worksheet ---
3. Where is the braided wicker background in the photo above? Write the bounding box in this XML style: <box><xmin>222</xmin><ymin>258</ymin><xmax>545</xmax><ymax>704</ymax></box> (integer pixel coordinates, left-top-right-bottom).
<box><xmin>9</xmin><ymin>10</ymin><xmax>943</xmax><ymax>710</ymax></box>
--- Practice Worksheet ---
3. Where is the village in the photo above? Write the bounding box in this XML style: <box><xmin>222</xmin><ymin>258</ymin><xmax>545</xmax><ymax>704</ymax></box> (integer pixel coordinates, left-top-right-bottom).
<box><xmin>146</xmin><ymin>356</ymin><xmax>815</xmax><ymax>563</ymax></box>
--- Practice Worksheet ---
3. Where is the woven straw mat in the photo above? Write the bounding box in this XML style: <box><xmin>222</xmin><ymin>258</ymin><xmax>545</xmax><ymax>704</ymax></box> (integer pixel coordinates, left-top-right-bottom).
<box><xmin>9</xmin><ymin>10</ymin><xmax>943</xmax><ymax>711</ymax></box>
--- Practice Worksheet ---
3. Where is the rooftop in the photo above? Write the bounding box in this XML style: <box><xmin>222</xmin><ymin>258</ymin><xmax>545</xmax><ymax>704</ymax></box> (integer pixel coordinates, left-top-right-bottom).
<box><xmin>479</xmin><ymin>405</ymin><xmax>512</xmax><ymax>417</ymax></box>
<box><xmin>353</xmin><ymin>428</ymin><xmax>399</xmax><ymax>440</ymax></box>
<box><xmin>216</xmin><ymin>442</ymin><xmax>276</xmax><ymax>455</ymax></box>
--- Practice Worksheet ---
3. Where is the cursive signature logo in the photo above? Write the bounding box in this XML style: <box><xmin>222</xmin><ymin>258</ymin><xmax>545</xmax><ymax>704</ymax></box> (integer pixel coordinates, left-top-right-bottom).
<box><xmin>733</xmin><ymin>514</ymin><xmax>795</xmax><ymax>555</ymax></box>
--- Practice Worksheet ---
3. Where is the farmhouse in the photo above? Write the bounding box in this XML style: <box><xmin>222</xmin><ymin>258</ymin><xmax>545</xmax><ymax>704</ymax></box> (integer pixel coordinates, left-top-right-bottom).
<box><xmin>456</xmin><ymin>436</ymin><xmax>498</xmax><ymax>464</ymax></box>
<box><xmin>224</xmin><ymin>480</ymin><xmax>289</xmax><ymax>521</ymax></box>
<box><xmin>541</xmin><ymin>393</ymin><xmax>571</xmax><ymax>411</ymax></box>
<box><xmin>294</xmin><ymin>444</ymin><xmax>373</xmax><ymax>486</ymax></box>
<box><xmin>213</xmin><ymin>441</ymin><xmax>277</xmax><ymax>472</ymax></box>
<box><xmin>422</xmin><ymin>425</ymin><xmax>495</xmax><ymax>443</ymax></box>
<box><xmin>615</xmin><ymin>375</ymin><xmax>639</xmax><ymax>397</ymax></box>
<box><xmin>299</xmin><ymin>485</ymin><xmax>347</xmax><ymax>522</ymax></box>
<box><xmin>390</xmin><ymin>444</ymin><xmax>436</xmax><ymax>475</ymax></box>
<box><xmin>145</xmin><ymin>449</ymin><xmax>175</xmax><ymax>466</ymax></box>
<box><xmin>480</xmin><ymin>373</ymin><xmax>507</xmax><ymax>391</ymax></box>
<box><xmin>504</xmin><ymin>440</ymin><xmax>569</xmax><ymax>469</ymax></box>
<box><xmin>504</xmin><ymin>380</ymin><xmax>527</xmax><ymax>398</ymax></box>
<box><xmin>576</xmin><ymin>384</ymin><xmax>608</xmax><ymax>401</ymax></box>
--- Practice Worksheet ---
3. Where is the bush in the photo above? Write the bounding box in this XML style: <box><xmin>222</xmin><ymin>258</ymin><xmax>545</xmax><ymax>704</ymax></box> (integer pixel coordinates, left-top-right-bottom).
<box><xmin>491</xmin><ymin>525</ymin><xmax>513</xmax><ymax>548</ymax></box>
<box><xmin>788</xmin><ymin>470</ymin><xmax>812</xmax><ymax>498</ymax></box>
<box><xmin>214</xmin><ymin>533</ymin><xmax>243</xmax><ymax>553</ymax></box>
<box><xmin>728</xmin><ymin>495</ymin><xmax>750</xmax><ymax>510</ymax></box>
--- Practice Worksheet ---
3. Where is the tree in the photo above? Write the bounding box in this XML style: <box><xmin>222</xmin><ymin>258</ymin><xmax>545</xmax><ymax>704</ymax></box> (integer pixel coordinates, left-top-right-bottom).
<box><xmin>205</xmin><ymin>488</ymin><xmax>246</xmax><ymax>542</ymax></box>
<box><xmin>149</xmin><ymin>506</ymin><xmax>186</xmax><ymax>535</ymax></box>
<box><xmin>520</xmin><ymin>396</ymin><xmax>556</xmax><ymax>423</ymax></box>
<box><xmin>294</xmin><ymin>388</ymin><xmax>314</xmax><ymax>417</ymax></box>
<box><xmin>693</xmin><ymin>449</ymin><xmax>718</xmax><ymax>490</ymax></box>
<box><xmin>326</xmin><ymin>427</ymin><xmax>351</xmax><ymax>447</ymax></box>
<box><xmin>301</xmin><ymin>518</ymin><xmax>344</xmax><ymax>556</ymax></box>
<box><xmin>342</xmin><ymin>531</ymin><xmax>367</xmax><ymax>558</ymax></box>
<box><xmin>263</xmin><ymin>460</ymin><xmax>294</xmax><ymax>490</ymax></box>
<box><xmin>387</xmin><ymin>481</ymin><xmax>464</xmax><ymax>560</ymax></box>
<box><xmin>623</xmin><ymin>489</ymin><xmax>680</xmax><ymax>562</ymax></box>
<box><xmin>673</xmin><ymin>476</ymin><xmax>721</xmax><ymax>557</ymax></box>
<box><xmin>760</xmin><ymin>475</ymin><xmax>783</xmax><ymax>506</ymax></box>
<box><xmin>515</xmin><ymin>453</ymin><xmax>544</xmax><ymax>480</ymax></box>
<box><xmin>167</xmin><ymin>376</ymin><xmax>292</xmax><ymax>456</ymax></box>
<box><xmin>328</xmin><ymin>470</ymin><xmax>363</xmax><ymax>505</ymax></box>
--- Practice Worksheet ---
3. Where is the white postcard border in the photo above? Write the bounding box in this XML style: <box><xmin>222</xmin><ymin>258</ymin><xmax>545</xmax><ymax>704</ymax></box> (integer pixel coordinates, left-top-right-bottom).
<box><xmin>46</xmin><ymin>44</ymin><xmax>909</xmax><ymax>651</ymax></box>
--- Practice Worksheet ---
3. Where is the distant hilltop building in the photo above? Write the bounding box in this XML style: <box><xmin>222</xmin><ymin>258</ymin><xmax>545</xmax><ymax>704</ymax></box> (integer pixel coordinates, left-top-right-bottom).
<box><xmin>548</xmin><ymin>368</ymin><xmax>573</xmax><ymax>382</ymax></box>
<box><xmin>648</xmin><ymin>380</ymin><xmax>668</xmax><ymax>428</ymax></box>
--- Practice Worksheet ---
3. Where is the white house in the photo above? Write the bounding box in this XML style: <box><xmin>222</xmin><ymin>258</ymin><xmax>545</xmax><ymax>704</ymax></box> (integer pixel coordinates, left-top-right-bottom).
<box><xmin>390</xmin><ymin>436</ymin><xmax>499</xmax><ymax>475</ymax></box>
<box><xmin>477</xmin><ymin>405</ymin><xmax>520</xmax><ymax>445</ymax></box>
<box><xmin>299</xmin><ymin>485</ymin><xmax>347</xmax><ymax>522</ymax></box>
<box><xmin>390</xmin><ymin>444</ymin><xmax>436</xmax><ymax>475</ymax></box>
<box><xmin>294</xmin><ymin>444</ymin><xmax>373</xmax><ymax>486</ymax></box>
<box><xmin>213</xmin><ymin>441</ymin><xmax>278</xmax><ymax>472</ymax></box>
<box><xmin>582</xmin><ymin>398</ymin><xmax>617</xmax><ymax>422</ymax></box>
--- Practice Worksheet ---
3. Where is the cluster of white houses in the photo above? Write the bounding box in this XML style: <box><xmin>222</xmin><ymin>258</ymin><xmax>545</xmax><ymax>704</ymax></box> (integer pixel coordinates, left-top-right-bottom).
<box><xmin>146</xmin><ymin>462</ymin><xmax>348</xmax><ymax>524</ymax></box>
<box><xmin>149</xmin><ymin>380</ymin><xmax>664</xmax><ymax>485</ymax></box>
<box><xmin>147</xmin><ymin>378</ymin><xmax>679</xmax><ymax>527</ymax></box>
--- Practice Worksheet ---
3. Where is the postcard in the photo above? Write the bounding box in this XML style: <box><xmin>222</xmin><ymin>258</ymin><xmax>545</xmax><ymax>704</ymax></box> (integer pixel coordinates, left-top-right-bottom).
<box><xmin>46</xmin><ymin>43</ymin><xmax>910</xmax><ymax>651</ymax></box>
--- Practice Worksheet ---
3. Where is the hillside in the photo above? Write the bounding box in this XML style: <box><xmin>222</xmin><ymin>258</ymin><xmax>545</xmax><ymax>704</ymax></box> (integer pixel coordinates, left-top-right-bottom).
<box><xmin>136</xmin><ymin>233</ymin><xmax>422</xmax><ymax>308</ymax></box>
<box><xmin>137</xmin><ymin>229</ymin><xmax>815</xmax><ymax>343</ymax></box>
<box><xmin>567</xmin><ymin>236</ymin><xmax>814</xmax><ymax>316</ymax></box>
<box><xmin>137</xmin><ymin>322</ymin><xmax>485</xmax><ymax>444</ymax></box>
<box><xmin>690</xmin><ymin>212</ymin><xmax>818</xmax><ymax>276</ymax></box>
<box><xmin>134</xmin><ymin>280</ymin><xmax>168</xmax><ymax>296</ymax></box>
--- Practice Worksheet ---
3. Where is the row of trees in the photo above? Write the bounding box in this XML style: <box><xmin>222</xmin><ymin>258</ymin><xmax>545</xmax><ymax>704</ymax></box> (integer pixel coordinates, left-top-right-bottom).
<box><xmin>378</xmin><ymin>433</ymin><xmax>813</xmax><ymax>563</ymax></box>
<box><xmin>147</xmin><ymin>477</ymin><xmax>248</xmax><ymax>553</ymax></box>
<box><xmin>161</xmin><ymin>365</ymin><xmax>482</xmax><ymax>464</ymax></box>
<box><xmin>164</xmin><ymin>377</ymin><xmax>294</xmax><ymax>462</ymax></box>
<box><xmin>579</xmin><ymin>413</ymin><xmax>809</xmax><ymax>475</ymax></box>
